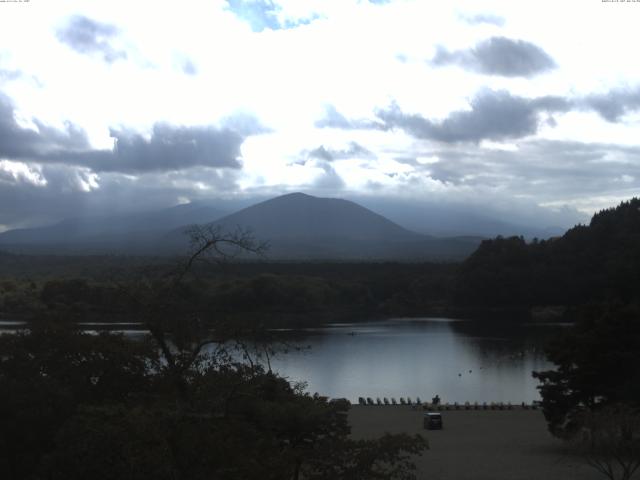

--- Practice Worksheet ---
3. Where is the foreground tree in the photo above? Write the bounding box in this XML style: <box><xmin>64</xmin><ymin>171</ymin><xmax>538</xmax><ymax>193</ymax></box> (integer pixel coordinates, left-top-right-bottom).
<box><xmin>0</xmin><ymin>327</ymin><xmax>154</xmax><ymax>480</ymax></box>
<box><xmin>1</xmin><ymin>225</ymin><xmax>427</xmax><ymax>480</ymax></box>
<box><xmin>533</xmin><ymin>303</ymin><xmax>640</xmax><ymax>436</ymax></box>
<box><xmin>570</xmin><ymin>404</ymin><xmax>640</xmax><ymax>480</ymax></box>
<box><xmin>534</xmin><ymin>303</ymin><xmax>640</xmax><ymax>480</ymax></box>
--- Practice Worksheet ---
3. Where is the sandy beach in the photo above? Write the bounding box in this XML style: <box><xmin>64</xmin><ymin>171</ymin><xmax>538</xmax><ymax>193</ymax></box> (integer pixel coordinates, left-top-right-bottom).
<box><xmin>349</xmin><ymin>406</ymin><xmax>601</xmax><ymax>480</ymax></box>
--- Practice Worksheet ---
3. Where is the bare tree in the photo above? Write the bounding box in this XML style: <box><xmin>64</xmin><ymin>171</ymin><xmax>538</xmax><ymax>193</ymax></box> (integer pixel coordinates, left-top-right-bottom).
<box><xmin>176</xmin><ymin>224</ymin><xmax>268</xmax><ymax>283</ymax></box>
<box><xmin>118</xmin><ymin>224</ymin><xmax>268</xmax><ymax>404</ymax></box>
<box><xmin>571</xmin><ymin>404</ymin><xmax>640</xmax><ymax>480</ymax></box>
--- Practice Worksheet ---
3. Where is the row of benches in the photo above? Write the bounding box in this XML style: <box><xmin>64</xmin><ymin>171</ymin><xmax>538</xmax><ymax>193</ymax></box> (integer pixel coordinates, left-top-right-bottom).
<box><xmin>358</xmin><ymin>397</ymin><xmax>421</xmax><ymax>406</ymax></box>
<box><xmin>426</xmin><ymin>401</ymin><xmax>540</xmax><ymax>410</ymax></box>
<box><xmin>357</xmin><ymin>397</ymin><xmax>541</xmax><ymax>410</ymax></box>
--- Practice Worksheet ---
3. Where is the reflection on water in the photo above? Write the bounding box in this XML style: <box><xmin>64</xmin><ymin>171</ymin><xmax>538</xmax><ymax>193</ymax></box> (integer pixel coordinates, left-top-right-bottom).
<box><xmin>0</xmin><ymin>320</ymin><xmax>27</xmax><ymax>335</ymax></box>
<box><xmin>0</xmin><ymin>316</ymin><xmax>562</xmax><ymax>403</ymax></box>
<box><xmin>0</xmin><ymin>320</ymin><xmax>26</xmax><ymax>326</ymax></box>
<box><xmin>271</xmin><ymin>318</ymin><xmax>561</xmax><ymax>403</ymax></box>
<box><xmin>0</xmin><ymin>320</ymin><xmax>149</xmax><ymax>336</ymax></box>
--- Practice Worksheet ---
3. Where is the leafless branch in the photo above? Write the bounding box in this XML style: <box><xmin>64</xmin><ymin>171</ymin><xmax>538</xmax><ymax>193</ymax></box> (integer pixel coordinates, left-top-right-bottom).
<box><xmin>176</xmin><ymin>223</ymin><xmax>268</xmax><ymax>283</ymax></box>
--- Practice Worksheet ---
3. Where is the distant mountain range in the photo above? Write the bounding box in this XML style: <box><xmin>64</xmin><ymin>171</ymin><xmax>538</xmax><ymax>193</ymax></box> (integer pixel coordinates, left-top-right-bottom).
<box><xmin>0</xmin><ymin>203</ymin><xmax>227</xmax><ymax>254</ymax></box>
<box><xmin>354</xmin><ymin>198</ymin><xmax>568</xmax><ymax>239</ymax></box>
<box><xmin>0</xmin><ymin>192</ymin><xmax>546</xmax><ymax>260</ymax></box>
<box><xmin>164</xmin><ymin>192</ymin><xmax>482</xmax><ymax>260</ymax></box>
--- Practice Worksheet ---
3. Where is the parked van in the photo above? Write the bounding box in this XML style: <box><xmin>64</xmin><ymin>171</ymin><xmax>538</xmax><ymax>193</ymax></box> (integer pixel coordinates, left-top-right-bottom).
<box><xmin>423</xmin><ymin>412</ymin><xmax>443</xmax><ymax>430</ymax></box>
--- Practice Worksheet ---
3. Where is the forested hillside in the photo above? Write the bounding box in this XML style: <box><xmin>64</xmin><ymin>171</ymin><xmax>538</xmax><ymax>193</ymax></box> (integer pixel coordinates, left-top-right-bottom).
<box><xmin>455</xmin><ymin>198</ymin><xmax>640</xmax><ymax>308</ymax></box>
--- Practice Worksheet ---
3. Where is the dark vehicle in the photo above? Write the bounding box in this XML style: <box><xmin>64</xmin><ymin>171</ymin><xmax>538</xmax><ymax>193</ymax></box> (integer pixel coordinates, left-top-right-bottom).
<box><xmin>423</xmin><ymin>412</ymin><xmax>443</xmax><ymax>430</ymax></box>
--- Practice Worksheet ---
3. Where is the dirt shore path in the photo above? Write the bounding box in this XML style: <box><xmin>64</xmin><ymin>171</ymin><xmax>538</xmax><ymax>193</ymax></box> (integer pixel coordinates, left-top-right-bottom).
<box><xmin>349</xmin><ymin>406</ymin><xmax>601</xmax><ymax>480</ymax></box>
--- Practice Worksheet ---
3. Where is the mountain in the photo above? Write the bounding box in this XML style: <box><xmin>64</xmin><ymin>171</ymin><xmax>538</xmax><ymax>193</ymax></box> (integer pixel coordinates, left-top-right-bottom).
<box><xmin>214</xmin><ymin>192</ymin><xmax>418</xmax><ymax>240</ymax></box>
<box><xmin>165</xmin><ymin>193</ymin><xmax>481</xmax><ymax>260</ymax></box>
<box><xmin>0</xmin><ymin>203</ymin><xmax>227</xmax><ymax>254</ymax></box>
<box><xmin>0</xmin><ymin>192</ymin><xmax>483</xmax><ymax>259</ymax></box>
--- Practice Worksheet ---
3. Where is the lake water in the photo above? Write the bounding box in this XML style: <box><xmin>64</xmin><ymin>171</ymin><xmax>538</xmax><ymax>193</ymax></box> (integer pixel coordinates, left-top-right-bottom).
<box><xmin>269</xmin><ymin>318</ymin><xmax>561</xmax><ymax>404</ymax></box>
<box><xmin>0</xmin><ymin>316</ymin><xmax>562</xmax><ymax>404</ymax></box>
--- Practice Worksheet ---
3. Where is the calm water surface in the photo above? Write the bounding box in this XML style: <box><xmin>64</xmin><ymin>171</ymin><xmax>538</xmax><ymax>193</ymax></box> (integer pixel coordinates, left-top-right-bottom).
<box><xmin>0</xmin><ymin>316</ymin><xmax>562</xmax><ymax>403</ymax></box>
<box><xmin>270</xmin><ymin>318</ymin><xmax>561</xmax><ymax>404</ymax></box>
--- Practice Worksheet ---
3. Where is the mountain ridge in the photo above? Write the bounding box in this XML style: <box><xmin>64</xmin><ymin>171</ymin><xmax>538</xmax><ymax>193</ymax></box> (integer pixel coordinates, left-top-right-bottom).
<box><xmin>0</xmin><ymin>192</ymin><xmax>485</xmax><ymax>259</ymax></box>
<box><xmin>164</xmin><ymin>192</ymin><xmax>480</xmax><ymax>260</ymax></box>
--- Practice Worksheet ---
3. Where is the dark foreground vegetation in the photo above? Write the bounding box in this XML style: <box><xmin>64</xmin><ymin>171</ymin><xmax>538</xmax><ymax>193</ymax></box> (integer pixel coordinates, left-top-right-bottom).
<box><xmin>2</xmin><ymin>198</ymin><xmax>640</xmax><ymax>479</ymax></box>
<box><xmin>0</xmin><ymin>326</ymin><xmax>427</xmax><ymax>480</ymax></box>
<box><xmin>0</xmin><ymin>229</ymin><xmax>427</xmax><ymax>480</ymax></box>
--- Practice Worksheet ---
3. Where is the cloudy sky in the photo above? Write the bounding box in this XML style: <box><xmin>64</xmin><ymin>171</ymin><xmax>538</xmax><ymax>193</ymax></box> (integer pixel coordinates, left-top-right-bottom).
<box><xmin>1</xmin><ymin>0</ymin><xmax>639</xmax><ymax>232</ymax></box>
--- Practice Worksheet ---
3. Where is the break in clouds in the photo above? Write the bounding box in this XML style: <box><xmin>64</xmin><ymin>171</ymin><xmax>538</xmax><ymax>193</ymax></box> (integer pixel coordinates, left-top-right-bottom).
<box><xmin>225</xmin><ymin>0</ymin><xmax>319</xmax><ymax>32</ymax></box>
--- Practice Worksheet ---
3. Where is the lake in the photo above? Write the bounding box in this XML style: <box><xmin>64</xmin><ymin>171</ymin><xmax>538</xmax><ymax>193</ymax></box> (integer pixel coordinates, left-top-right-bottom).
<box><xmin>0</xmin><ymin>316</ymin><xmax>562</xmax><ymax>404</ymax></box>
<box><xmin>269</xmin><ymin>318</ymin><xmax>562</xmax><ymax>404</ymax></box>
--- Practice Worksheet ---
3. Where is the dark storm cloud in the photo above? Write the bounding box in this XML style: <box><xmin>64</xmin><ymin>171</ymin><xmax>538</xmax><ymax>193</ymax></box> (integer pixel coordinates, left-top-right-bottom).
<box><xmin>403</xmin><ymin>139</ymin><xmax>640</xmax><ymax>202</ymax></box>
<box><xmin>225</xmin><ymin>0</ymin><xmax>318</xmax><ymax>32</ymax></box>
<box><xmin>459</xmin><ymin>13</ymin><xmax>505</xmax><ymax>26</ymax></box>
<box><xmin>39</xmin><ymin>125</ymin><xmax>243</xmax><ymax>173</ymax></box>
<box><xmin>40</xmin><ymin>125</ymin><xmax>233</xmax><ymax>173</ymax></box>
<box><xmin>315</xmin><ymin>104</ymin><xmax>384</xmax><ymax>130</ymax></box>
<box><xmin>56</xmin><ymin>15</ymin><xmax>127</xmax><ymax>63</ymax></box>
<box><xmin>376</xmin><ymin>90</ymin><xmax>571</xmax><ymax>143</ymax></box>
<box><xmin>0</xmin><ymin>92</ymin><xmax>90</xmax><ymax>159</ymax></box>
<box><xmin>99</xmin><ymin>125</ymin><xmax>243</xmax><ymax>172</ymax></box>
<box><xmin>432</xmin><ymin>37</ymin><xmax>556</xmax><ymax>77</ymax></box>
<box><xmin>0</xmin><ymin>92</ymin><xmax>245</xmax><ymax>173</ymax></box>
<box><xmin>583</xmin><ymin>87</ymin><xmax>640</xmax><ymax>122</ymax></box>
<box><xmin>308</xmin><ymin>142</ymin><xmax>375</xmax><ymax>162</ymax></box>
<box><xmin>0</xmin><ymin>164</ymin><xmax>241</xmax><ymax>230</ymax></box>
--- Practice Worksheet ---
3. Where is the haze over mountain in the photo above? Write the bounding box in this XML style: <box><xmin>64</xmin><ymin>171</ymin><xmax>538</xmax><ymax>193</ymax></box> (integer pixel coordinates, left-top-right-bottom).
<box><xmin>0</xmin><ymin>203</ymin><xmax>227</xmax><ymax>254</ymax></box>
<box><xmin>213</xmin><ymin>193</ymin><xmax>419</xmax><ymax>241</ymax></box>
<box><xmin>165</xmin><ymin>193</ymin><xmax>482</xmax><ymax>260</ymax></box>
<box><xmin>355</xmin><ymin>198</ymin><xmax>569</xmax><ymax>239</ymax></box>
<box><xmin>0</xmin><ymin>192</ymin><xmax>488</xmax><ymax>259</ymax></box>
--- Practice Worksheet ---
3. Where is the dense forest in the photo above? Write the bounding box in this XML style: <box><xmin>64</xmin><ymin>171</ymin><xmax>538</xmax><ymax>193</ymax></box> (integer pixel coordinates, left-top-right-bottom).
<box><xmin>3</xmin><ymin>199</ymin><xmax>640</xmax><ymax>326</ymax></box>
<box><xmin>455</xmin><ymin>198</ymin><xmax>640</xmax><ymax>309</ymax></box>
<box><xmin>0</xmin><ymin>258</ymin><xmax>457</xmax><ymax>326</ymax></box>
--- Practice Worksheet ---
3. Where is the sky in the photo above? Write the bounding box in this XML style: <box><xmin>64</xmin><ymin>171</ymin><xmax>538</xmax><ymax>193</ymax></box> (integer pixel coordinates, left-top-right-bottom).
<box><xmin>1</xmin><ymin>0</ymin><xmax>640</xmax><ymax>232</ymax></box>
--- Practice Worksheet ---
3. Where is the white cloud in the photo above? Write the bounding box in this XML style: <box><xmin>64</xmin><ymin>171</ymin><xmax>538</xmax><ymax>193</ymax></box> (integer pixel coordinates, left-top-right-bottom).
<box><xmin>1</xmin><ymin>0</ymin><xmax>640</xmax><ymax>228</ymax></box>
<box><xmin>0</xmin><ymin>160</ymin><xmax>47</xmax><ymax>187</ymax></box>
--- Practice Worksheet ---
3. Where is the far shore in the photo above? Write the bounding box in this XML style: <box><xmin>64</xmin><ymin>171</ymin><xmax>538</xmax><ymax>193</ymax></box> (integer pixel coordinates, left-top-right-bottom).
<box><xmin>349</xmin><ymin>405</ymin><xmax>600</xmax><ymax>480</ymax></box>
